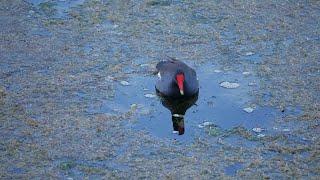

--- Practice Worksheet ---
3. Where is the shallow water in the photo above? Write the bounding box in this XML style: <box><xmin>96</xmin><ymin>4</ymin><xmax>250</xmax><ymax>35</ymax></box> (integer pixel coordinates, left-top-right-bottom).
<box><xmin>1</xmin><ymin>0</ymin><xmax>319</xmax><ymax>178</ymax></box>
<box><xmin>26</xmin><ymin>0</ymin><xmax>86</xmax><ymax>18</ymax></box>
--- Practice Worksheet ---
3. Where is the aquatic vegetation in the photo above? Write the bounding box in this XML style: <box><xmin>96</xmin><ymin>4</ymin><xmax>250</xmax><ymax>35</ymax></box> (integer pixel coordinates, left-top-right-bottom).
<box><xmin>39</xmin><ymin>2</ymin><xmax>57</xmax><ymax>16</ymax></box>
<box><xmin>59</xmin><ymin>161</ymin><xmax>76</xmax><ymax>171</ymax></box>
<box><xmin>146</xmin><ymin>0</ymin><xmax>172</xmax><ymax>7</ymax></box>
<box><xmin>1</xmin><ymin>0</ymin><xmax>319</xmax><ymax>179</ymax></box>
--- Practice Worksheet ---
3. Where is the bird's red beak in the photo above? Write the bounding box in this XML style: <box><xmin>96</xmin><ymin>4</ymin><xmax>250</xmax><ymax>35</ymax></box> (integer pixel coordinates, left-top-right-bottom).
<box><xmin>176</xmin><ymin>74</ymin><xmax>184</xmax><ymax>95</ymax></box>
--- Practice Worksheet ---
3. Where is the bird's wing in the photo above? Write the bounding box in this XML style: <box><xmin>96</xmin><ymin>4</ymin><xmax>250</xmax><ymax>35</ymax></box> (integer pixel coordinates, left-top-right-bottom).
<box><xmin>156</xmin><ymin>59</ymin><xmax>186</xmax><ymax>72</ymax></box>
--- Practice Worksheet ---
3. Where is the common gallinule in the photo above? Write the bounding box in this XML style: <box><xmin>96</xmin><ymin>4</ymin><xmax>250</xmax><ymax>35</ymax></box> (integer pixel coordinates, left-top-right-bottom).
<box><xmin>155</xmin><ymin>58</ymin><xmax>199</xmax><ymax>98</ymax></box>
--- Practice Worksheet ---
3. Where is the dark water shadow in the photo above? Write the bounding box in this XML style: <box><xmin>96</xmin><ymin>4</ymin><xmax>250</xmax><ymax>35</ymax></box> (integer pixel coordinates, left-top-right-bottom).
<box><xmin>156</xmin><ymin>91</ymin><xmax>199</xmax><ymax>135</ymax></box>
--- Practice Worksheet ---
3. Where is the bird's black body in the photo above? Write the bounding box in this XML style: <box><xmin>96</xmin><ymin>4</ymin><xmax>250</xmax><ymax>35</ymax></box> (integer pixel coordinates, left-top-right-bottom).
<box><xmin>155</xmin><ymin>58</ymin><xmax>199</xmax><ymax>98</ymax></box>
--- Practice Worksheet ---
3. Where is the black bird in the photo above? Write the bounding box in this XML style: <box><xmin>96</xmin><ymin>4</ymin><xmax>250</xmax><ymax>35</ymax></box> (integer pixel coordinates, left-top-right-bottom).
<box><xmin>155</xmin><ymin>58</ymin><xmax>199</xmax><ymax>135</ymax></box>
<box><xmin>155</xmin><ymin>58</ymin><xmax>199</xmax><ymax>98</ymax></box>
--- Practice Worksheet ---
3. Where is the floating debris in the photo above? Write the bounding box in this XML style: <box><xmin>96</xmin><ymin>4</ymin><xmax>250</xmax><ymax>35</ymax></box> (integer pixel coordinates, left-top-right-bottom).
<box><xmin>242</xmin><ymin>71</ymin><xmax>251</xmax><ymax>75</ymax></box>
<box><xmin>257</xmin><ymin>134</ymin><xmax>265</xmax><ymax>138</ymax></box>
<box><xmin>220</xmin><ymin>81</ymin><xmax>240</xmax><ymax>89</ymax></box>
<box><xmin>217</xmin><ymin>138</ymin><xmax>224</xmax><ymax>144</ymax></box>
<box><xmin>120</xmin><ymin>81</ymin><xmax>130</xmax><ymax>86</ymax></box>
<box><xmin>144</xmin><ymin>94</ymin><xmax>156</xmax><ymax>98</ymax></box>
<box><xmin>203</xmin><ymin>122</ymin><xmax>213</xmax><ymax>126</ymax></box>
<box><xmin>248</xmin><ymin>82</ymin><xmax>257</xmax><ymax>86</ymax></box>
<box><xmin>130</xmin><ymin>104</ymin><xmax>138</xmax><ymax>109</ymax></box>
<box><xmin>107</xmin><ymin>76</ymin><xmax>115</xmax><ymax>81</ymax></box>
<box><xmin>283</xmin><ymin>128</ymin><xmax>290</xmax><ymax>132</ymax></box>
<box><xmin>198</xmin><ymin>121</ymin><xmax>214</xmax><ymax>128</ymax></box>
<box><xmin>245</xmin><ymin>52</ymin><xmax>255</xmax><ymax>56</ymax></box>
<box><xmin>252</xmin><ymin>127</ymin><xmax>264</xmax><ymax>133</ymax></box>
<box><xmin>198</xmin><ymin>124</ymin><xmax>205</xmax><ymax>128</ymax></box>
<box><xmin>140</xmin><ymin>63</ymin><xmax>150</xmax><ymax>67</ymax></box>
<box><xmin>243</xmin><ymin>107</ymin><xmax>255</xmax><ymax>113</ymax></box>
<box><xmin>214</xmin><ymin>70</ymin><xmax>222</xmax><ymax>73</ymax></box>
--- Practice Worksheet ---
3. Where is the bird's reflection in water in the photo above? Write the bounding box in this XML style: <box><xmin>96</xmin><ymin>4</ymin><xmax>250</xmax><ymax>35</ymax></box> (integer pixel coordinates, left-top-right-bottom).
<box><xmin>156</xmin><ymin>91</ymin><xmax>199</xmax><ymax>135</ymax></box>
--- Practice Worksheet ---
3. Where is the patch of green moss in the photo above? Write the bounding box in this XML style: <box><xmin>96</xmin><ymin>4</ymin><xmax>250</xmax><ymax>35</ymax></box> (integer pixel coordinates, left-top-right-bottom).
<box><xmin>205</xmin><ymin>125</ymin><xmax>259</xmax><ymax>141</ymax></box>
<box><xmin>59</xmin><ymin>161</ymin><xmax>76</xmax><ymax>170</ymax></box>
<box><xmin>146</xmin><ymin>0</ymin><xmax>172</xmax><ymax>6</ymax></box>
<box><xmin>43</xmin><ymin>19</ymin><xmax>65</xmax><ymax>26</ymax></box>
<box><xmin>206</xmin><ymin>125</ymin><xmax>223</xmax><ymax>137</ymax></box>
<box><xmin>78</xmin><ymin>165</ymin><xmax>106</xmax><ymax>175</ymax></box>
<box><xmin>39</xmin><ymin>2</ymin><xmax>57</xmax><ymax>16</ymax></box>
<box><xmin>223</xmin><ymin>126</ymin><xmax>259</xmax><ymax>141</ymax></box>
<box><xmin>6</xmin><ymin>140</ymin><xmax>21</xmax><ymax>157</ymax></box>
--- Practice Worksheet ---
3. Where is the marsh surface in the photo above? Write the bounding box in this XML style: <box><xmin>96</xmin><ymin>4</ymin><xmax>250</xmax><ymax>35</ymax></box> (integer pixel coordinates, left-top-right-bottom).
<box><xmin>1</xmin><ymin>0</ymin><xmax>319</xmax><ymax>178</ymax></box>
